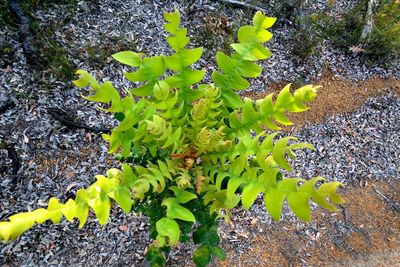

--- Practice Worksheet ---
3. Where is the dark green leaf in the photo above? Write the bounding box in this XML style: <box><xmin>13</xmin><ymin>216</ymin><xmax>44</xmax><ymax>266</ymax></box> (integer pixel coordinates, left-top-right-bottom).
<box><xmin>114</xmin><ymin>112</ymin><xmax>125</xmax><ymax>122</ymax></box>
<box><xmin>146</xmin><ymin>245</ymin><xmax>166</xmax><ymax>267</ymax></box>
<box><xmin>193</xmin><ymin>224</ymin><xmax>219</xmax><ymax>245</ymax></box>
<box><xmin>193</xmin><ymin>244</ymin><xmax>212</xmax><ymax>267</ymax></box>
<box><xmin>211</xmin><ymin>245</ymin><xmax>226</xmax><ymax>260</ymax></box>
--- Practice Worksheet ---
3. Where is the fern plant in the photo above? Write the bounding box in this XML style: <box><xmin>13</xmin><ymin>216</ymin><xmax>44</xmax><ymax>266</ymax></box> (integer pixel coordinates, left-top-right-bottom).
<box><xmin>0</xmin><ymin>10</ymin><xmax>343</xmax><ymax>267</ymax></box>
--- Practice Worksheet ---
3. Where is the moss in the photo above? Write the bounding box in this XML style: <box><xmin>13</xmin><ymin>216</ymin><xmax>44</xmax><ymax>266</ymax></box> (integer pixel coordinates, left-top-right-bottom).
<box><xmin>82</xmin><ymin>35</ymin><xmax>137</xmax><ymax>69</ymax></box>
<box><xmin>0</xmin><ymin>0</ymin><xmax>79</xmax><ymax>84</ymax></box>
<box><xmin>270</xmin><ymin>0</ymin><xmax>303</xmax><ymax>21</ymax></box>
<box><xmin>37</xmin><ymin>37</ymin><xmax>76</xmax><ymax>81</ymax></box>
<box><xmin>0</xmin><ymin>0</ymin><xmax>12</xmax><ymax>29</ymax></box>
<box><xmin>0</xmin><ymin>44</ymin><xmax>15</xmax><ymax>68</ymax></box>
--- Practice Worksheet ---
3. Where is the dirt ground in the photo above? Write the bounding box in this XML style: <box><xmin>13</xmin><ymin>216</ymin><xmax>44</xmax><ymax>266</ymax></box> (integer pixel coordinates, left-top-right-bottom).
<box><xmin>219</xmin><ymin>180</ymin><xmax>400</xmax><ymax>266</ymax></box>
<box><xmin>222</xmin><ymin>74</ymin><xmax>400</xmax><ymax>266</ymax></box>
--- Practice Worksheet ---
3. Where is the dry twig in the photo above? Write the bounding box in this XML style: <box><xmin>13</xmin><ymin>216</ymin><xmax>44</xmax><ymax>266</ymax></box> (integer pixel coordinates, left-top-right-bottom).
<box><xmin>373</xmin><ymin>187</ymin><xmax>400</xmax><ymax>213</ymax></box>
<box><xmin>219</xmin><ymin>0</ymin><xmax>267</xmax><ymax>12</ymax></box>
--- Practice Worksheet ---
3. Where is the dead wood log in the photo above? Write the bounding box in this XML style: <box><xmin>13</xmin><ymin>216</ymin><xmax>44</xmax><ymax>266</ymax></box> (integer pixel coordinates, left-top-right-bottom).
<box><xmin>0</xmin><ymin>139</ymin><xmax>21</xmax><ymax>185</ymax></box>
<box><xmin>0</xmin><ymin>92</ymin><xmax>15</xmax><ymax>115</ymax></box>
<box><xmin>8</xmin><ymin>0</ymin><xmax>38</xmax><ymax>64</ymax></box>
<box><xmin>219</xmin><ymin>0</ymin><xmax>267</xmax><ymax>12</ymax></box>
<box><xmin>47</xmin><ymin>107</ymin><xmax>110</xmax><ymax>134</ymax></box>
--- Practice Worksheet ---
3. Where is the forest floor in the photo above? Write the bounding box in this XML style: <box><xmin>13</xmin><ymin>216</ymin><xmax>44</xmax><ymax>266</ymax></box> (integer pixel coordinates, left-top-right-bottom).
<box><xmin>1</xmin><ymin>1</ymin><xmax>399</xmax><ymax>266</ymax></box>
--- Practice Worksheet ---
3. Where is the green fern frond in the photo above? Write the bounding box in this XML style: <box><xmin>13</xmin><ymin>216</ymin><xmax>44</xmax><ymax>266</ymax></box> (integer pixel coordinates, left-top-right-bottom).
<box><xmin>144</xmin><ymin>115</ymin><xmax>183</xmax><ymax>153</ymax></box>
<box><xmin>186</xmin><ymin>85</ymin><xmax>224</xmax><ymax>143</ymax></box>
<box><xmin>111</xmin><ymin>50</ymin><xmax>167</xmax><ymax>97</ymax></box>
<box><xmin>126</xmin><ymin>55</ymin><xmax>167</xmax><ymax>96</ymax></box>
<box><xmin>201</xmin><ymin>165</ymin><xmax>343</xmax><ymax>223</ymax></box>
<box><xmin>163</xmin><ymin>10</ymin><xmax>205</xmax><ymax>107</ymax></box>
<box><xmin>212</xmin><ymin>12</ymin><xmax>276</xmax><ymax>107</ymax></box>
<box><xmin>149</xmin><ymin>81</ymin><xmax>186</xmax><ymax>125</ymax></box>
<box><xmin>203</xmin><ymin>85</ymin><xmax>224</xmax><ymax>127</ymax></box>
<box><xmin>132</xmin><ymin>160</ymin><xmax>177</xmax><ymax>199</ymax></box>
<box><xmin>264</xmin><ymin>177</ymin><xmax>344</xmax><ymax>221</ymax></box>
<box><xmin>202</xmin><ymin>132</ymin><xmax>312</xmax><ymax>171</ymax></box>
<box><xmin>0</xmin><ymin>168</ymin><xmax>135</xmax><ymax>242</ymax></box>
<box><xmin>229</xmin><ymin>84</ymin><xmax>320</xmax><ymax>136</ymax></box>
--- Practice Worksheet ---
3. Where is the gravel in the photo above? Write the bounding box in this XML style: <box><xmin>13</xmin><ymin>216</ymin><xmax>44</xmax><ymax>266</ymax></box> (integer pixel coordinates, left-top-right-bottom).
<box><xmin>0</xmin><ymin>0</ymin><xmax>399</xmax><ymax>266</ymax></box>
<box><xmin>289</xmin><ymin>92</ymin><xmax>400</xmax><ymax>184</ymax></box>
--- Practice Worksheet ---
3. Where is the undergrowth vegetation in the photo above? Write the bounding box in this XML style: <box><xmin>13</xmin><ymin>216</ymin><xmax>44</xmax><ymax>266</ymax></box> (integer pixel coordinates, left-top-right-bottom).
<box><xmin>291</xmin><ymin>0</ymin><xmax>400</xmax><ymax>62</ymax></box>
<box><xmin>0</xmin><ymin>10</ymin><xmax>344</xmax><ymax>267</ymax></box>
<box><xmin>192</xmin><ymin>12</ymin><xmax>236</xmax><ymax>58</ymax></box>
<box><xmin>367</xmin><ymin>1</ymin><xmax>400</xmax><ymax>60</ymax></box>
<box><xmin>0</xmin><ymin>0</ymin><xmax>77</xmax><ymax>82</ymax></box>
<box><xmin>1</xmin><ymin>0</ymin><xmax>100</xmax><ymax>84</ymax></box>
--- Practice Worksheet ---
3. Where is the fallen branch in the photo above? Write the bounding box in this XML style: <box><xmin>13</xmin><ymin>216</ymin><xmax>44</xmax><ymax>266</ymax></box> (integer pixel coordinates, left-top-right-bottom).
<box><xmin>0</xmin><ymin>139</ymin><xmax>21</xmax><ymax>185</ymax></box>
<box><xmin>0</xmin><ymin>93</ymin><xmax>15</xmax><ymax>115</ymax></box>
<box><xmin>48</xmin><ymin>107</ymin><xmax>110</xmax><ymax>134</ymax></box>
<box><xmin>219</xmin><ymin>0</ymin><xmax>266</xmax><ymax>12</ymax></box>
<box><xmin>340</xmin><ymin>205</ymin><xmax>350</xmax><ymax>225</ymax></box>
<box><xmin>8</xmin><ymin>0</ymin><xmax>38</xmax><ymax>64</ymax></box>
<box><xmin>373</xmin><ymin>187</ymin><xmax>400</xmax><ymax>213</ymax></box>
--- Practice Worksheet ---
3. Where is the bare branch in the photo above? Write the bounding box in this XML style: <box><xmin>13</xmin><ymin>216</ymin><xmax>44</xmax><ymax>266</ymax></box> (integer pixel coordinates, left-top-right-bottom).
<box><xmin>219</xmin><ymin>0</ymin><xmax>267</xmax><ymax>12</ymax></box>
